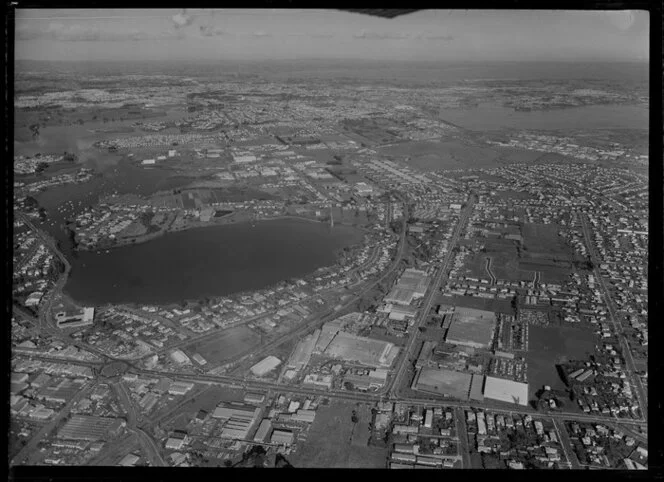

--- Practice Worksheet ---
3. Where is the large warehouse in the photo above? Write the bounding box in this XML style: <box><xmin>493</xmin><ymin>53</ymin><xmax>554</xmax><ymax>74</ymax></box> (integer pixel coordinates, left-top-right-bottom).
<box><xmin>483</xmin><ymin>376</ymin><xmax>529</xmax><ymax>406</ymax></box>
<box><xmin>250</xmin><ymin>356</ymin><xmax>282</xmax><ymax>377</ymax></box>
<box><xmin>445</xmin><ymin>307</ymin><xmax>496</xmax><ymax>349</ymax></box>
<box><xmin>384</xmin><ymin>268</ymin><xmax>431</xmax><ymax>306</ymax></box>
<box><xmin>398</xmin><ymin>268</ymin><xmax>431</xmax><ymax>297</ymax></box>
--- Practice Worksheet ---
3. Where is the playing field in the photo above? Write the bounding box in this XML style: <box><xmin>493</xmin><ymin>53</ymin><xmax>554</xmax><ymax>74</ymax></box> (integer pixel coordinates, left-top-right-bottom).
<box><xmin>526</xmin><ymin>324</ymin><xmax>598</xmax><ymax>399</ymax></box>
<box><xmin>290</xmin><ymin>401</ymin><xmax>388</xmax><ymax>468</ymax></box>
<box><xmin>522</xmin><ymin>223</ymin><xmax>571</xmax><ymax>258</ymax></box>
<box><xmin>413</xmin><ymin>367</ymin><xmax>473</xmax><ymax>399</ymax></box>
<box><xmin>379</xmin><ymin>140</ymin><xmax>503</xmax><ymax>171</ymax></box>
<box><xmin>185</xmin><ymin>326</ymin><xmax>261</xmax><ymax>364</ymax></box>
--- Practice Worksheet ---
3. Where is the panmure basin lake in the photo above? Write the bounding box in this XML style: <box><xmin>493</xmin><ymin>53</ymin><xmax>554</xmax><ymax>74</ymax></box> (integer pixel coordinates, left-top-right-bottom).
<box><xmin>64</xmin><ymin>219</ymin><xmax>363</xmax><ymax>306</ymax></box>
<box><xmin>23</xmin><ymin>99</ymin><xmax>646</xmax><ymax>307</ymax></box>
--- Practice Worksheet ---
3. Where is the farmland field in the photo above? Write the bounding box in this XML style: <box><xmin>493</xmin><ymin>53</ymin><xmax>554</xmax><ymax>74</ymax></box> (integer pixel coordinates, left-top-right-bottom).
<box><xmin>522</xmin><ymin>223</ymin><xmax>571</xmax><ymax>258</ymax></box>
<box><xmin>445</xmin><ymin>295</ymin><xmax>514</xmax><ymax>315</ymax></box>
<box><xmin>290</xmin><ymin>400</ymin><xmax>388</xmax><ymax>468</ymax></box>
<box><xmin>184</xmin><ymin>325</ymin><xmax>261</xmax><ymax>364</ymax></box>
<box><xmin>380</xmin><ymin>140</ymin><xmax>503</xmax><ymax>171</ymax></box>
<box><xmin>526</xmin><ymin>324</ymin><xmax>598</xmax><ymax>399</ymax></box>
<box><xmin>494</xmin><ymin>189</ymin><xmax>536</xmax><ymax>201</ymax></box>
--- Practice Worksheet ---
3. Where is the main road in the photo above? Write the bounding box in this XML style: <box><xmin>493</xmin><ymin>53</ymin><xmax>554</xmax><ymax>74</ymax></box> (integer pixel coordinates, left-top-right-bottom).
<box><xmin>223</xmin><ymin>197</ymin><xmax>411</xmax><ymax>367</ymax></box>
<box><xmin>387</xmin><ymin>195</ymin><xmax>476</xmax><ymax>399</ymax></box>
<box><xmin>112</xmin><ymin>381</ymin><xmax>166</xmax><ymax>467</ymax></box>
<box><xmin>579</xmin><ymin>214</ymin><xmax>647</xmax><ymax>420</ymax></box>
<box><xmin>10</xmin><ymin>382</ymin><xmax>95</xmax><ymax>466</ymax></box>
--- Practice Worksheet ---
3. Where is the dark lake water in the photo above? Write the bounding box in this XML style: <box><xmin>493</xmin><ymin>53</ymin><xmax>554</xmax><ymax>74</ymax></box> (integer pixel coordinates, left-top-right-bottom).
<box><xmin>439</xmin><ymin>103</ymin><xmax>648</xmax><ymax>132</ymax></box>
<box><xmin>17</xmin><ymin>96</ymin><xmax>647</xmax><ymax>306</ymax></box>
<box><xmin>63</xmin><ymin>219</ymin><xmax>363</xmax><ymax>305</ymax></box>
<box><xmin>34</xmin><ymin>161</ymin><xmax>193</xmax><ymax>250</ymax></box>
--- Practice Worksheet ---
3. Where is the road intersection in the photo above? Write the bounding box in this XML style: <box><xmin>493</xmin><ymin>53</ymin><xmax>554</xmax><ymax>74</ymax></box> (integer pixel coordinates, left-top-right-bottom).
<box><xmin>11</xmin><ymin>197</ymin><xmax>647</xmax><ymax>468</ymax></box>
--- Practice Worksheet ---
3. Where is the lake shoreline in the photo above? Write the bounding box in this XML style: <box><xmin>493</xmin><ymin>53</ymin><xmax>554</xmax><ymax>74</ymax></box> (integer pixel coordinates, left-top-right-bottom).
<box><xmin>73</xmin><ymin>214</ymin><xmax>356</xmax><ymax>253</ymax></box>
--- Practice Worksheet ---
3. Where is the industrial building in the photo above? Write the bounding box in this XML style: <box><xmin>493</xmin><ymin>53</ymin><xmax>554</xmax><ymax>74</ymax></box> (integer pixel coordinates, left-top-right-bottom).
<box><xmin>56</xmin><ymin>307</ymin><xmax>95</xmax><ymax>329</ymax></box>
<box><xmin>343</xmin><ymin>368</ymin><xmax>389</xmax><ymax>391</ymax></box>
<box><xmin>469</xmin><ymin>374</ymin><xmax>485</xmax><ymax>401</ymax></box>
<box><xmin>385</xmin><ymin>287</ymin><xmax>417</xmax><ymax>306</ymax></box>
<box><xmin>253</xmin><ymin>419</ymin><xmax>273</xmax><ymax>443</ymax></box>
<box><xmin>213</xmin><ymin>403</ymin><xmax>261</xmax><ymax>440</ymax></box>
<box><xmin>384</xmin><ymin>268</ymin><xmax>431</xmax><ymax>306</ymax></box>
<box><xmin>36</xmin><ymin>378</ymin><xmax>86</xmax><ymax>404</ymax></box>
<box><xmin>244</xmin><ymin>392</ymin><xmax>266</xmax><ymax>405</ymax></box>
<box><xmin>213</xmin><ymin>403</ymin><xmax>260</xmax><ymax>421</ymax></box>
<box><xmin>287</xmin><ymin>329</ymin><xmax>320</xmax><ymax>371</ymax></box>
<box><xmin>167</xmin><ymin>381</ymin><xmax>194</xmax><ymax>396</ymax></box>
<box><xmin>169</xmin><ymin>349</ymin><xmax>191</xmax><ymax>365</ymax></box>
<box><xmin>445</xmin><ymin>307</ymin><xmax>496</xmax><ymax>349</ymax></box>
<box><xmin>290</xmin><ymin>409</ymin><xmax>317</xmax><ymax>423</ymax></box>
<box><xmin>250</xmin><ymin>356</ymin><xmax>282</xmax><ymax>377</ymax></box>
<box><xmin>118</xmin><ymin>453</ymin><xmax>140</xmax><ymax>466</ymax></box>
<box><xmin>270</xmin><ymin>429</ymin><xmax>295</xmax><ymax>446</ymax></box>
<box><xmin>165</xmin><ymin>437</ymin><xmax>185</xmax><ymax>450</ymax></box>
<box><xmin>303</xmin><ymin>373</ymin><xmax>333</xmax><ymax>389</ymax></box>
<box><xmin>398</xmin><ymin>269</ymin><xmax>431</xmax><ymax>296</ymax></box>
<box><xmin>384</xmin><ymin>304</ymin><xmax>418</xmax><ymax>321</ymax></box>
<box><xmin>57</xmin><ymin>415</ymin><xmax>125</xmax><ymax>441</ymax></box>
<box><xmin>483</xmin><ymin>376</ymin><xmax>529</xmax><ymax>406</ymax></box>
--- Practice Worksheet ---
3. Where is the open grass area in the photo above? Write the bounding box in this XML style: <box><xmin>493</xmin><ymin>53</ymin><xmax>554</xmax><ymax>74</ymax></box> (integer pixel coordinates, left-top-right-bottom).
<box><xmin>522</xmin><ymin>223</ymin><xmax>571</xmax><ymax>258</ymax></box>
<box><xmin>519</xmin><ymin>261</ymin><xmax>572</xmax><ymax>284</ymax></box>
<box><xmin>445</xmin><ymin>295</ymin><xmax>514</xmax><ymax>315</ymax></box>
<box><xmin>379</xmin><ymin>140</ymin><xmax>502</xmax><ymax>171</ymax></box>
<box><xmin>184</xmin><ymin>326</ymin><xmax>261</xmax><ymax>364</ymax></box>
<box><xmin>290</xmin><ymin>400</ymin><xmax>388</xmax><ymax>468</ymax></box>
<box><xmin>526</xmin><ymin>324</ymin><xmax>598</xmax><ymax>399</ymax></box>
<box><xmin>494</xmin><ymin>189</ymin><xmax>536</xmax><ymax>201</ymax></box>
<box><xmin>151</xmin><ymin>385</ymin><xmax>245</xmax><ymax>425</ymax></box>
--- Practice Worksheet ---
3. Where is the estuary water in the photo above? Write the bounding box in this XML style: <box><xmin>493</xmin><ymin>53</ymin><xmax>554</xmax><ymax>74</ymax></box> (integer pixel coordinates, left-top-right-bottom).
<box><xmin>63</xmin><ymin>219</ymin><xmax>363</xmax><ymax>305</ymax></box>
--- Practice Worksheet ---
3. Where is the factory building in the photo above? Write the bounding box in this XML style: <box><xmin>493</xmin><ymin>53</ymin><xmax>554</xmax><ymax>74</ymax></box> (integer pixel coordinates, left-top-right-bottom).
<box><xmin>250</xmin><ymin>356</ymin><xmax>282</xmax><ymax>377</ymax></box>
<box><xmin>270</xmin><ymin>429</ymin><xmax>295</xmax><ymax>446</ymax></box>
<box><xmin>483</xmin><ymin>376</ymin><xmax>529</xmax><ymax>406</ymax></box>
<box><xmin>253</xmin><ymin>419</ymin><xmax>273</xmax><ymax>443</ymax></box>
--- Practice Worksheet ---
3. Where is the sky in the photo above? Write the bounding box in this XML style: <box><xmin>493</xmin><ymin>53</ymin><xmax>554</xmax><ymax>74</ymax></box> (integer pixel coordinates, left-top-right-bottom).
<box><xmin>14</xmin><ymin>9</ymin><xmax>649</xmax><ymax>63</ymax></box>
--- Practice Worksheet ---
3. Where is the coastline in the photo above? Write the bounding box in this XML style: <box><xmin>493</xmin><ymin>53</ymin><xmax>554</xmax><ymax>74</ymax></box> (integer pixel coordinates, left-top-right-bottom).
<box><xmin>74</xmin><ymin>214</ymin><xmax>360</xmax><ymax>253</ymax></box>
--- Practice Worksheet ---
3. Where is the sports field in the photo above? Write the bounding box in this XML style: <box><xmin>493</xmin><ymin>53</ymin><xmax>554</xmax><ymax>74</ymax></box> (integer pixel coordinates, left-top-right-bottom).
<box><xmin>413</xmin><ymin>367</ymin><xmax>472</xmax><ymax>399</ymax></box>
<box><xmin>521</xmin><ymin>223</ymin><xmax>571</xmax><ymax>258</ymax></box>
<box><xmin>526</xmin><ymin>324</ymin><xmax>598</xmax><ymax>399</ymax></box>
<box><xmin>185</xmin><ymin>326</ymin><xmax>261</xmax><ymax>364</ymax></box>
<box><xmin>379</xmin><ymin>140</ymin><xmax>502</xmax><ymax>171</ymax></box>
<box><xmin>290</xmin><ymin>400</ymin><xmax>388</xmax><ymax>468</ymax></box>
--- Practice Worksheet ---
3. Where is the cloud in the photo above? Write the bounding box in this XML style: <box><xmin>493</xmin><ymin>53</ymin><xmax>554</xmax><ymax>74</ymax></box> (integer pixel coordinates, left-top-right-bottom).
<box><xmin>604</xmin><ymin>11</ymin><xmax>636</xmax><ymax>31</ymax></box>
<box><xmin>16</xmin><ymin>25</ymin><xmax>42</xmax><ymax>41</ymax></box>
<box><xmin>17</xmin><ymin>22</ymin><xmax>185</xmax><ymax>42</ymax></box>
<box><xmin>172</xmin><ymin>9</ymin><xmax>193</xmax><ymax>29</ymax></box>
<box><xmin>199</xmin><ymin>24</ymin><xmax>225</xmax><ymax>37</ymax></box>
<box><xmin>287</xmin><ymin>32</ymin><xmax>335</xmax><ymax>39</ymax></box>
<box><xmin>421</xmin><ymin>34</ymin><xmax>454</xmax><ymax>41</ymax></box>
<box><xmin>252</xmin><ymin>31</ymin><xmax>272</xmax><ymax>37</ymax></box>
<box><xmin>47</xmin><ymin>22</ymin><xmax>101</xmax><ymax>41</ymax></box>
<box><xmin>353</xmin><ymin>30</ymin><xmax>411</xmax><ymax>40</ymax></box>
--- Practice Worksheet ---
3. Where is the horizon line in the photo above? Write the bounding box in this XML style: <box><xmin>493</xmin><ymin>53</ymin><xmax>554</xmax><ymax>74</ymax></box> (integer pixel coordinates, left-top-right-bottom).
<box><xmin>15</xmin><ymin>58</ymin><xmax>649</xmax><ymax>64</ymax></box>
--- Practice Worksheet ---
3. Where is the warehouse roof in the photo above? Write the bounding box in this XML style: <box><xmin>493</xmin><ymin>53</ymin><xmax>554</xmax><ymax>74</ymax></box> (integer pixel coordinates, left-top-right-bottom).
<box><xmin>483</xmin><ymin>376</ymin><xmax>529</xmax><ymax>406</ymax></box>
